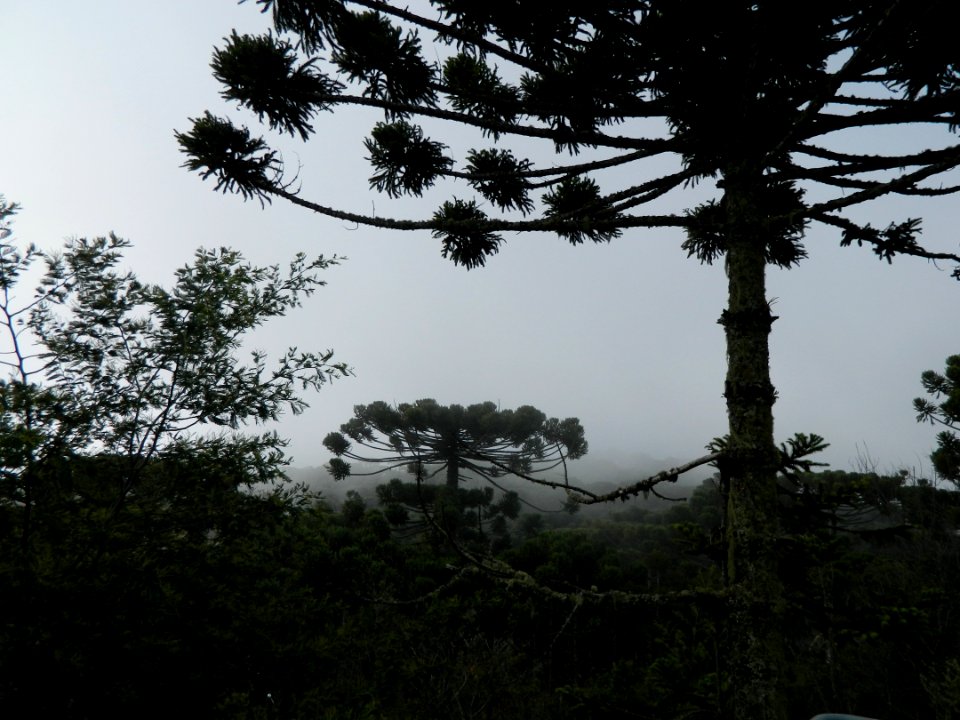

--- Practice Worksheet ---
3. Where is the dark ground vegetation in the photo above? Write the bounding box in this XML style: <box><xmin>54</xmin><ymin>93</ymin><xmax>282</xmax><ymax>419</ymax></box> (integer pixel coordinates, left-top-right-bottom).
<box><xmin>5</xmin><ymin>453</ymin><xmax>960</xmax><ymax>719</ymax></box>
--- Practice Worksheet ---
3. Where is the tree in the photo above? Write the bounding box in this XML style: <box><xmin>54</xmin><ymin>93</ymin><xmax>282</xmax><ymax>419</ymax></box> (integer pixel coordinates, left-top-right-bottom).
<box><xmin>178</xmin><ymin>3</ymin><xmax>960</xmax><ymax>717</ymax></box>
<box><xmin>916</xmin><ymin>355</ymin><xmax>960</xmax><ymax>486</ymax></box>
<box><xmin>323</xmin><ymin>398</ymin><xmax>586</xmax><ymax>543</ymax></box>
<box><xmin>0</xmin><ymin>194</ymin><xmax>348</xmax><ymax>565</ymax></box>
<box><xmin>0</xmin><ymin>196</ymin><xmax>350</xmax><ymax>716</ymax></box>
<box><xmin>0</xmin><ymin>214</ymin><xmax>345</xmax><ymax>414</ymax></box>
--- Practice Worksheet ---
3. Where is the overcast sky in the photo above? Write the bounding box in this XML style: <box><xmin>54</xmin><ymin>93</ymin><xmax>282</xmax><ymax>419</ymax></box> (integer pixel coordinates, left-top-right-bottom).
<box><xmin>2</xmin><ymin>2</ymin><xmax>958</xmax><ymax>481</ymax></box>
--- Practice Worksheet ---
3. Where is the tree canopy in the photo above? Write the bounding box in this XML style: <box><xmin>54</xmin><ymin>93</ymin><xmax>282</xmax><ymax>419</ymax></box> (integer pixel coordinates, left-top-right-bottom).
<box><xmin>0</xmin><ymin>195</ymin><xmax>348</xmax><ymax>562</ymax></box>
<box><xmin>179</xmin><ymin>0</ymin><xmax>960</xmax><ymax>272</ymax></box>
<box><xmin>324</xmin><ymin>399</ymin><xmax>586</xmax><ymax>541</ymax></box>
<box><xmin>325</xmin><ymin>399</ymin><xmax>586</xmax><ymax>480</ymax></box>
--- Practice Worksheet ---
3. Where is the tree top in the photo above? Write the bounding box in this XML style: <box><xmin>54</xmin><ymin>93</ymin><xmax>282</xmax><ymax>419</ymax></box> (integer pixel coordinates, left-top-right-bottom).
<box><xmin>179</xmin><ymin>0</ymin><xmax>960</xmax><ymax>272</ymax></box>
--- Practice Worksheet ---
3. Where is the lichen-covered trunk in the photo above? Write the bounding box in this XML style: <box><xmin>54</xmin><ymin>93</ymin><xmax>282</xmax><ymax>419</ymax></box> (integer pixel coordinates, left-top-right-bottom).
<box><xmin>720</xmin><ymin>182</ymin><xmax>787</xmax><ymax>720</ymax></box>
<box><xmin>440</xmin><ymin>452</ymin><xmax>462</xmax><ymax>535</ymax></box>
<box><xmin>445</xmin><ymin>455</ymin><xmax>460</xmax><ymax>491</ymax></box>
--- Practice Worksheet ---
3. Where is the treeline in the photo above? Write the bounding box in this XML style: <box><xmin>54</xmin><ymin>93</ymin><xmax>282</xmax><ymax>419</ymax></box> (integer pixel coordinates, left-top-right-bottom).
<box><xmin>4</xmin><ymin>461</ymin><xmax>960</xmax><ymax>719</ymax></box>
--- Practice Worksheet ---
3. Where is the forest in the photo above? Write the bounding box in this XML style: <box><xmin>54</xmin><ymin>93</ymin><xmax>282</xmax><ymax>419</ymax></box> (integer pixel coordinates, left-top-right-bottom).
<box><xmin>4</xmin><ymin>0</ymin><xmax>960</xmax><ymax>718</ymax></box>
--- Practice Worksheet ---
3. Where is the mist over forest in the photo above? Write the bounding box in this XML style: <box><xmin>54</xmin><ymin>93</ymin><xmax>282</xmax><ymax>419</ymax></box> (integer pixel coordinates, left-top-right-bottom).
<box><xmin>289</xmin><ymin>450</ymin><xmax>714</xmax><ymax>507</ymax></box>
<box><xmin>3</xmin><ymin>1</ymin><xmax>960</xmax><ymax>719</ymax></box>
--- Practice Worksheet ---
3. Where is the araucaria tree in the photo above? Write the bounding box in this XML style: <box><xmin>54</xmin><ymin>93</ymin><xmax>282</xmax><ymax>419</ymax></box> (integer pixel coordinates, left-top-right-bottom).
<box><xmin>178</xmin><ymin>2</ymin><xmax>960</xmax><ymax>717</ymax></box>
<box><xmin>916</xmin><ymin>355</ymin><xmax>960</xmax><ymax>486</ymax></box>
<box><xmin>324</xmin><ymin>399</ymin><xmax>586</xmax><ymax>543</ymax></box>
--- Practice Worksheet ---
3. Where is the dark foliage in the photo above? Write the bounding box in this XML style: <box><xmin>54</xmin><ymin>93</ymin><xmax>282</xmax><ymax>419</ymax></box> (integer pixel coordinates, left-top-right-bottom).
<box><xmin>180</xmin><ymin>1</ymin><xmax>960</xmax><ymax>276</ymax></box>
<box><xmin>916</xmin><ymin>355</ymin><xmax>960</xmax><ymax>485</ymax></box>
<box><xmin>324</xmin><ymin>398</ymin><xmax>586</xmax><ymax>546</ymax></box>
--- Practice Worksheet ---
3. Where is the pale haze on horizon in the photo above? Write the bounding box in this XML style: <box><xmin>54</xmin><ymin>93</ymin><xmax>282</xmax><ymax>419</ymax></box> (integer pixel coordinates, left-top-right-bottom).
<box><xmin>1</xmin><ymin>2</ymin><xmax>958</xmax><ymax>484</ymax></box>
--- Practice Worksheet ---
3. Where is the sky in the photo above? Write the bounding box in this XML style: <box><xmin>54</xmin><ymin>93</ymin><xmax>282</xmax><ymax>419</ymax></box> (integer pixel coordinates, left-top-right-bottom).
<box><xmin>1</xmin><ymin>2</ymin><xmax>958</xmax><ymax>482</ymax></box>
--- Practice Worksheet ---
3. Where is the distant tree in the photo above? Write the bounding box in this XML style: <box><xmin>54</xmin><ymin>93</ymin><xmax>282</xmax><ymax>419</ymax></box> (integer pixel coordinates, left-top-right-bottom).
<box><xmin>179</xmin><ymin>3</ymin><xmax>960</xmax><ymax>717</ymax></box>
<box><xmin>323</xmin><ymin>399</ymin><xmax>585</xmax><ymax>541</ymax></box>
<box><xmin>375</xmin><ymin>475</ymin><xmax>523</xmax><ymax>547</ymax></box>
<box><xmin>916</xmin><ymin>354</ymin><xmax>960</xmax><ymax>486</ymax></box>
<box><xmin>781</xmin><ymin>469</ymin><xmax>904</xmax><ymax>535</ymax></box>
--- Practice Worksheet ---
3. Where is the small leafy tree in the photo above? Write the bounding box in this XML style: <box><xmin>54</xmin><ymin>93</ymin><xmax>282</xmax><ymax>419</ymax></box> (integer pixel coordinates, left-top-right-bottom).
<box><xmin>0</xmin><ymin>196</ymin><xmax>353</xmax><ymax>717</ymax></box>
<box><xmin>0</xmin><ymin>195</ymin><xmax>348</xmax><ymax>564</ymax></box>
<box><xmin>916</xmin><ymin>355</ymin><xmax>960</xmax><ymax>486</ymax></box>
<box><xmin>323</xmin><ymin>399</ymin><xmax>586</xmax><ymax>542</ymax></box>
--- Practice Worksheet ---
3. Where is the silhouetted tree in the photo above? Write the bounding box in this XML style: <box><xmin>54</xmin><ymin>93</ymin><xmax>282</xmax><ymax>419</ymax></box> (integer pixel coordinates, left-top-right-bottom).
<box><xmin>324</xmin><ymin>398</ymin><xmax>585</xmax><ymax>541</ymax></box>
<box><xmin>0</xmin><ymin>197</ymin><xmax>349</xmax><ymax>717</ymax></box>
<box><xmin>916</xmin><ymin>354</ymin><xmax>960</xmax><ymax>486</ymax></box>
<box><xmin>179</xmin><ymin>3</ymin><xmax>960</xmax><ymax>716</ymax></box>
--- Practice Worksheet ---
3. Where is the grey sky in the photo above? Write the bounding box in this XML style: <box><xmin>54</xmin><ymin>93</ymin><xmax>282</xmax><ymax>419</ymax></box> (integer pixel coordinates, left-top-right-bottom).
<box><xmin>2</xmin><ymin>2</ymin><xmax>958</xmax><ymax>479</ymax></box>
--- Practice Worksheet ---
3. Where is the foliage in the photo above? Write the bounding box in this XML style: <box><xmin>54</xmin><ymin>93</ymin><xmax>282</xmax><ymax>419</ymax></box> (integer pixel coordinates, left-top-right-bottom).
<box><xmin>916</xmin><ymin>355</ymin><xmax>960</xmax><ymax>486</ymax></box>
<box><xmin>178</xmin><ymin>0</ymin><xmax>960</xmax><ymax>275</ymax></box>
<box><xmin>0</xmin><ymin>202</ymin><xmax>346</xmax><ymax>512</ymax></box>
<box><xmin>324</xmin><ymin>398</ymin><xmax>586</xmax><ymax>544</ymax></box>
<box><xmin>0</xmin><ymin>197</ymin><xmax>349</xmax><ymax>717</ymax></box>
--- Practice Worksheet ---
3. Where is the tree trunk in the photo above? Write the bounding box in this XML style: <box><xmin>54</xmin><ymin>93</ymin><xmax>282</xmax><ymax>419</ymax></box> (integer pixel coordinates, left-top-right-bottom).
<box><xmin>720</xmin><ymin>180</ymin><xmax>787</xmax><ymax>720</ymax></box>
<box><xmin>440</xmin><ymin>450</ymin><xmax>462</xmax><ymax>535</ymax></box>
<box><xmin>445</xmin><ymin>455</ymin><xmax>460</xmax><ymax>491</ymax></box>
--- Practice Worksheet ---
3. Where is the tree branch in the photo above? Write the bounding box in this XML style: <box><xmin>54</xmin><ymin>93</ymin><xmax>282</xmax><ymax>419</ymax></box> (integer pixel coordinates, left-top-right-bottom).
<box><xmin>803</xmin><ymin>92</ymin><xmax>960</xmax><ymax>137</ymax></box>
<box><xmin>791</xmin><ymin>142</ymin><xmax>960</xmax><ymax>174</ymax></box>
<box><xmin>574</xmin><ymin>452</ymin><xmax>722</xmax><ymax>505</ymax></box>
<box><xmin>813</xmin><ymin>212</ymin><xmax>960</xmax><ymax>267</ymax></box>
<box><xmin>800</xmin><ymin>157</ymin><xmax>960</xmax><ymax>218</ymax></box>
<box><xmin>324</xmin><ymin>92</ymin><xmax>670</xmax><ymax>151</ymax></box>
<box><xmin>444</xmin><ymin>148</ymin><xmax>674</xmax><ymax>185</ymax></box>
<box><xmin>267</xmin><ymin>184</ymin><xmax>689</xmax><ymax>234</ymax></box>
<box><xmin>346</xmin><ymin>0</ymin><xmax>552</xmax><ymax>75</ymax></box>
<box><xmin>480</xmin><ymin>451</ymin><xmax>721</xmax><ymax>505</ymax></box>
<box><xmin>793</xmin><ymin>173</ymin><xmax>960</xmax><ymax>196</ymax></box>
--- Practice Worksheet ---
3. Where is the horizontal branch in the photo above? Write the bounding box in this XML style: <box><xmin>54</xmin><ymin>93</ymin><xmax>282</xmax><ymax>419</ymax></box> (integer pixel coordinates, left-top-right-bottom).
<box><xmin>437</xmin><ymin>535</ymin><xmax>728</xmax><ymax>609</ymax></box>
<box><xmin>813</xmin><ymin>212</ymin><xmax>960</xmax><ymax>265</ymax></box>
<box><xmin>347</xmin><ymin>0</ymin><xmax>551</xmax><ymax>75</ymax></box>
<box><xmin>801</xmin><ymin>157</ymin><xmax>960</xmax><ymax>218</ymax></box>
<box><xmin>363</xmin><ymin>555</ymin><xmax>719</xmax><ymax>608</ymax></box>
<box><xmin>792</xmin><ymin>142</ymin><xmax>960</xmax><ymax>172</ymax></box>
<box><xmin>337</xmin><ymin>456</ymin><xmax>423</xmax><ymax>477</ymax></box>
<box><xmin>445</xmin><ymin>148</ymin><xmax>671</xmax><ymax>185</ymax></box>
<box><xmin>827</xmin><ymin>94</ymin><xmax>919</xmax><ymax>108</ymax></box>
<box><xmin>804</xmin><ymin>92</ymin><xmax>960</xmax><ymax>137</ymax></box>
<box><xmin>573</xmin><ymin>451</ymin><xmax>722</xmax><ymax>505</ymax></box>
<box><xmin>268</xmin><ymin>185</ymin><xmax>690</xmax><ymax>234</ymax></box>
<box><xmin>482</xmin><ymin>451</ymin><xmax>720</xmax><ymax>505</ymax></box>
<box><xmin>843</xmin><ymin>72</ymin><xmax>900</xmax><ymax>83</ymax></box>
<box><xmin>325</xmin><ymin>93</ymin><xmax>671</xmax><ymax>151</ymax></box>
<box><xmin>795</xmin><ymin>173</ymin><xmax>960</xmax><ymax>196</ymax></box>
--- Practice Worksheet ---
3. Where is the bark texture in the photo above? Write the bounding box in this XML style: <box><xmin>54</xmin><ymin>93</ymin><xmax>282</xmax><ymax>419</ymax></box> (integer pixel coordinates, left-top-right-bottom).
<box><xmin>720</xmin><ymin>179</ymin><xmax>787</xmax><ymax>720</ymax></box>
